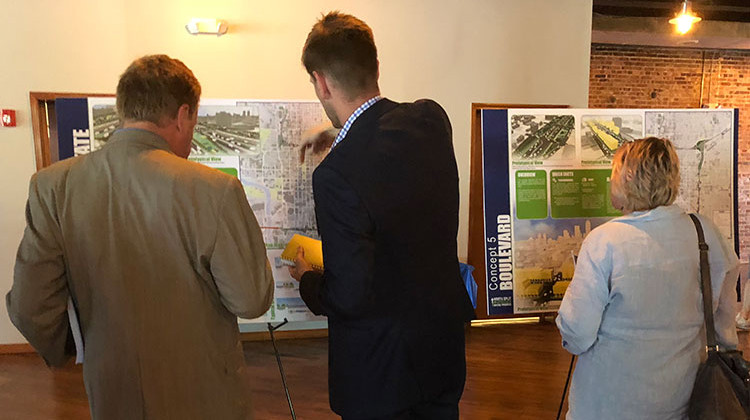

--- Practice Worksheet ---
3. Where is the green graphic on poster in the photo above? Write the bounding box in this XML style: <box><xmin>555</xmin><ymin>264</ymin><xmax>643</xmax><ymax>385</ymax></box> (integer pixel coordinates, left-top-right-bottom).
<box><xmin>515</xmin><ymin>170</ymin><xmax>548</xmax><ymax>219</ymax></box>
<box><xmin>550</xmin><ymin>169</ymin><xmax>621</xmax><ymax>218</ymax></box>
<box><xmin>189</xmin><ymin>156</ymin><xmax>240</xmax><ymax>179</ymax></box>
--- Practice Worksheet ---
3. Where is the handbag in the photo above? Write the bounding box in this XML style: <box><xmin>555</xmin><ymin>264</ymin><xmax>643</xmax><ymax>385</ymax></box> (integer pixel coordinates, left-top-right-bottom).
<box><xmin>687</xmin><ymin>213</ymin><xmax>750</xmax><ymax>420</ymax></box>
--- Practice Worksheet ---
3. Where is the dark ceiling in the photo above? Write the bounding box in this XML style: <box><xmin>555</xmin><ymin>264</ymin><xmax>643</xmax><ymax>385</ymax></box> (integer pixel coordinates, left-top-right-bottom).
<box><xmin>593</xmin><ymin>0</ymin><xmax>750</xmax><ymax>23</ymax></box>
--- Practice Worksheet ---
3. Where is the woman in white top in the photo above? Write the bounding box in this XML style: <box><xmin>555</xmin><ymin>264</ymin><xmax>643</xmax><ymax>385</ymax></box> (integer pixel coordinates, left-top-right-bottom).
<box><xmin>556</xmin><ymin>137</ymin><xmax>739</xmax><ymax>420</ymax></box>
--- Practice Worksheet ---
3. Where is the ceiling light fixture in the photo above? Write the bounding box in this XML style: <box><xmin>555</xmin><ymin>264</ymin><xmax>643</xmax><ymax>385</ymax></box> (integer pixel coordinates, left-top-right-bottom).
<box><xmin>185</xmin><ymin>18</ymin><xmax>229</xmax><ymax>36</ymax></box>
<box><xmin>669</xmin><ymin>1</ymin><xmax>701</xmax><ymax>35</ymax></box>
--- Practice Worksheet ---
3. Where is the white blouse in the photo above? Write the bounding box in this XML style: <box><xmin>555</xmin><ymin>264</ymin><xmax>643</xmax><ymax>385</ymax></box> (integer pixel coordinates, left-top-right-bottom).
<box><xmin>556</xmin><ymin>204</ymin><xmax>739</xmax><ymax>420</ymax></box>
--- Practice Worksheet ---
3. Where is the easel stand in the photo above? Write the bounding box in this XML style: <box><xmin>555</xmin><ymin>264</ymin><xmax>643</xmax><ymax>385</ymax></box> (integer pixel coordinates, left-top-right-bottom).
<box><xmin>267</xmin><ymin>318</ymin><xmax>296</xmax><ymax>420</ymax></box>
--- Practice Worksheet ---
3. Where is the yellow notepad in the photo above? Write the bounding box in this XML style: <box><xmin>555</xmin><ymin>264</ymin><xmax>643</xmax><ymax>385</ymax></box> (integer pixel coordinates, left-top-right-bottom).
<box><xmin>281</xmin><ymin>234</ymin><xmax>324</xmax><ymax>271</ymax></box>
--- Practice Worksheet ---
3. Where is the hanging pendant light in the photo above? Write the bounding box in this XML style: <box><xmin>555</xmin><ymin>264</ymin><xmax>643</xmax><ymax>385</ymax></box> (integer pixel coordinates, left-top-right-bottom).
<box><xmin>669</xmin><ymin>1</ymin><xmax>702</xmax><ymax>35</ymax></box>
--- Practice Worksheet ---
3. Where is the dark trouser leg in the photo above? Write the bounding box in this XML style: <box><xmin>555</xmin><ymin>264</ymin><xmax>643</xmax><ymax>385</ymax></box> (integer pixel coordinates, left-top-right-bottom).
<box><xmin>343</xmin><ymin>393</ymin><xmax>460</xmax><ymax>420</ymax></box>
<box><xmin>409</xmin><ymin>396</ymin><xmax>460</xmax><ymax>420</ymax></box>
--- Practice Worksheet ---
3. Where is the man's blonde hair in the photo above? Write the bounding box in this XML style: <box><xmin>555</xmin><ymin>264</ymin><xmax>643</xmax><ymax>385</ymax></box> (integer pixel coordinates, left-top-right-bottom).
<box><xmin>116</xmin><ymin>55</ymin><xmax>201</xmax><ymax>125</ymax></box>
<box><xmin>610</xmin><ymin>137</ymin><xmax>680</xmax><ymax>212</ymax></box>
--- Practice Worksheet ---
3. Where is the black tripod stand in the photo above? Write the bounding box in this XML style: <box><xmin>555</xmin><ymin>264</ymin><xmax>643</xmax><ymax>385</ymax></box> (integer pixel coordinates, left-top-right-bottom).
<box><xmin>268</xmin><ymin>318</ymin><xmax>296</xmax><ymax>420</ymax></box>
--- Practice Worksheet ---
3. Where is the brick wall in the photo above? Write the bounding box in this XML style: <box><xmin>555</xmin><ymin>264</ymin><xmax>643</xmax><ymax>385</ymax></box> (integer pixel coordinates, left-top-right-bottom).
<box><xmin>589</xmin><ymin>44</ymin><xmax>750</xmax><ymax>261</ymax></box>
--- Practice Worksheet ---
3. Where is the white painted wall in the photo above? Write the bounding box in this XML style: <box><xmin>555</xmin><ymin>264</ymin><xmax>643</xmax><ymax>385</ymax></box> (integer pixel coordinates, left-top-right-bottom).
<box><xmin>0</xmin><ymin>0</ymin><xmax>592</xmax><ymax>344</ymax></box>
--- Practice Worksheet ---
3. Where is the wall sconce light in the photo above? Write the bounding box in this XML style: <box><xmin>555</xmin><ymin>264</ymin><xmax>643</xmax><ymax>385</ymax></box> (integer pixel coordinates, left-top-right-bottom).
<box><xmin>669</xmin><ymin>1</ymin><xmax>701</xmax><ymax>35</ymax></box>
<box><xmin>186</xmin><ymin>18</ymin><xmax>229</xmax><ymax>36</ymax></box>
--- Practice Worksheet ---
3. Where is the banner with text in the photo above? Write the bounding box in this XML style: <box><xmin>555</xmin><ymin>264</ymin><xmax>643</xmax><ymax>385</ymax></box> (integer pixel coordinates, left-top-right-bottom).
<box><xmin>55</xmin><ymin>98</ymin><xmax>91</xmax><ymax>160</ymax></box>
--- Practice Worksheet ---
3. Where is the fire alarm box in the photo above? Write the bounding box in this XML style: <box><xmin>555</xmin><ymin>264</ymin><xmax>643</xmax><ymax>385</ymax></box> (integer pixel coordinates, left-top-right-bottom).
<box><xmin>1</xmin><ymin>110</ymin><xmax>16</xmax><ymax>127</ymax></box>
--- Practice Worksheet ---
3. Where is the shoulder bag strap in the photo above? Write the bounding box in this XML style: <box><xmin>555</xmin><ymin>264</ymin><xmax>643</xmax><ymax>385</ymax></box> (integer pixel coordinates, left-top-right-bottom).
<box><xmin>688</xmin><ymin>213</ymin><xmax>719</xmax><ymax>352</ymax></box>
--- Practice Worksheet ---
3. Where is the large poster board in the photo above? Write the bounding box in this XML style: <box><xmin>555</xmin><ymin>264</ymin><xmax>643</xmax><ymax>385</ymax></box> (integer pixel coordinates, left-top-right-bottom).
<box><xmin>480</xmin><ymin>108</ymin><xmax>738</xmax><ymax>316</ymax></box>
<box><xmin>56</xmin><ymin>97</ymin><xmax>328</xmax><ymax>323</ymax></box>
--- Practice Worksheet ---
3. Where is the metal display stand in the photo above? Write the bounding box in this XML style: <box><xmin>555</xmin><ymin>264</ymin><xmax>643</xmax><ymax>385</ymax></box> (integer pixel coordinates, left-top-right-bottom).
<box><xmin>267</xmin><ymin>318</ymin><xmax>296</xmax><ymax>420</ymax></box>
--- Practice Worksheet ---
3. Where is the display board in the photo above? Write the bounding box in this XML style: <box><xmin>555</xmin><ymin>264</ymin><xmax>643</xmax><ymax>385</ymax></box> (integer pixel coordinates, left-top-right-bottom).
<box><xmin>55</xmin><ymin>97</ymin><xmax>328</xmax><ymax>323</ymax></box>
<box><xmin>476</xmin><ymin>107</ymin><xmax>738</xmax><ymax>316</ymax></box>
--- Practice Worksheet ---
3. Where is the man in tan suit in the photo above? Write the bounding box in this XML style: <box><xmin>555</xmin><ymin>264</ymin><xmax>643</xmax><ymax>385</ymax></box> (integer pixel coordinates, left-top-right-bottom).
<box><xmin>6</xmin><ymin>55</ymin><xmax>273</xmax><ymax>419</ymax></box>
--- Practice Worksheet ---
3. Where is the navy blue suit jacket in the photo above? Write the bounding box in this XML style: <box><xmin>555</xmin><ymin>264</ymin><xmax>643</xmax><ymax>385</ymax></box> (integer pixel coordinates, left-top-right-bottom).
<box><xmin>299</xmin><ymin>98</ymin><xmax>474</xmax><ymax>418</ymax></box>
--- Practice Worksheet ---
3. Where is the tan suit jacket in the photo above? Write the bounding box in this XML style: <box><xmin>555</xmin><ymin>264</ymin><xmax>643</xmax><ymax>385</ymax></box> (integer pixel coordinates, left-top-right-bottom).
<box><xmin>7</xmin><ymin>128</ymin><xmax>274</xmax><ymax>419</ymax></box>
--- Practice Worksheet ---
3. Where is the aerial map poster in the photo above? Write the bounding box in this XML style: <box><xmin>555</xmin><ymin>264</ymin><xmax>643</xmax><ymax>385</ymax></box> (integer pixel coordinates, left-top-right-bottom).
<box><xmin>481</xmin><ymin>108</ymin><xmax>738</xmax><ymax>316</ymax></box>
<box><xmin>56</xmin><ymin>97</ymin><xmax>329</xmax><ymax>323</ymax></box>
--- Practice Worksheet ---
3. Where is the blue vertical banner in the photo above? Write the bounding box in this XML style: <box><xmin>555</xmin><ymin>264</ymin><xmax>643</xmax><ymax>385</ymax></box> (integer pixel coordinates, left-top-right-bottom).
<box><xmin>55</xmin><ymin>98</ymin><xmax>91</xmax><ymax>160</ymax></box>
<box><xmin>481</xmin><ymin>109</ymin><xmax>514</xmax><ymax>315</ymax></box>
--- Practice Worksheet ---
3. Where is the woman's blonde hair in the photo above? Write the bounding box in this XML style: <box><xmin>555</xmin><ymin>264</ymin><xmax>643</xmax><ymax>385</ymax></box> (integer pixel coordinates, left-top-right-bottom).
<box><xmin>610</xmin><ymin>137</ymin><xmax>680</xmax><ymax>212</ymax></box>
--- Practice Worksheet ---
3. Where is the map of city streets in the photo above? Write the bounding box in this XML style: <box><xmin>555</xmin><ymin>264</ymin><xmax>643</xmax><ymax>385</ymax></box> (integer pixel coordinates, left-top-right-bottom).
<box><xmin>194</xmin><ymin>101</ymin><xmax>327</xmax><ymax>248</ymax></box>
<box><xmin>87</xmin><ymin>98</ymin><xmax>329</xmax><ymax>323</ymax></box>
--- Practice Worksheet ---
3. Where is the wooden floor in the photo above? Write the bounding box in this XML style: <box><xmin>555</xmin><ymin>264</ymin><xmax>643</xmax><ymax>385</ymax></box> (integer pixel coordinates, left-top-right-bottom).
<box><xmin>2</xmin><ymin>322</ymin><xmax>749</xmax><ymax>419</ymax></box>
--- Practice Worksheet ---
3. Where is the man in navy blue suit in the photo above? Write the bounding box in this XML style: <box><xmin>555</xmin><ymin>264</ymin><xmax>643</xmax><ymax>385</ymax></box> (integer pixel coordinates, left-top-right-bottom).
<box><xmin>290</xmin><ymin>12</ymin><xmax>474</xmax><ymax>420</ymax></box>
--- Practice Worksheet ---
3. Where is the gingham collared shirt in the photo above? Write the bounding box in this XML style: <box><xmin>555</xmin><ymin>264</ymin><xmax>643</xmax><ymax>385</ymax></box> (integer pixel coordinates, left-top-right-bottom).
<box><xmin>331</xmin><ymin>95</ymin><xmax>382</xmax><ymax>150</ymax></box>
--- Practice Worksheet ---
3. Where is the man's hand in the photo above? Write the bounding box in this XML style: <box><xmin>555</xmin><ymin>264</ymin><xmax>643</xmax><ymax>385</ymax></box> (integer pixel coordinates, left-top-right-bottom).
<box><xmin>299</xmin><ymin>124</ymin><xmax>338</xmax><ymax>164</ymax></box>
<box><xmin>288</xmin><ymin>246</ymin><xmax>313</xmax><ymax>281</ymax></box>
